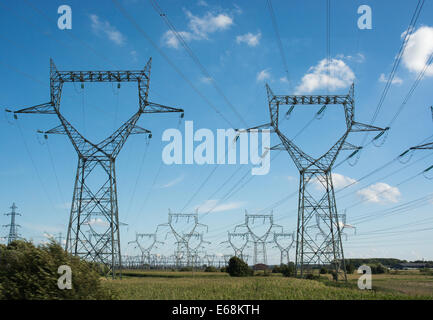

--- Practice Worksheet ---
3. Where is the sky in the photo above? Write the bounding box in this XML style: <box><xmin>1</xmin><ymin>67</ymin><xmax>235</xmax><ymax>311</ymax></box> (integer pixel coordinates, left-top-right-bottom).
<box><xmin>1</xmin><ymin>0</ymin><xmax>433</xmax><ymax>264</ymax></box>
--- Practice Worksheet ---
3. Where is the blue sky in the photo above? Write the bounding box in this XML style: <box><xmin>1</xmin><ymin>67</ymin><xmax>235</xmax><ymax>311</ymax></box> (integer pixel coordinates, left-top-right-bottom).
<box><xmin>1</xmin><ymin>0</ymin><xmax>433</xmax><ymax>264</ymax></box>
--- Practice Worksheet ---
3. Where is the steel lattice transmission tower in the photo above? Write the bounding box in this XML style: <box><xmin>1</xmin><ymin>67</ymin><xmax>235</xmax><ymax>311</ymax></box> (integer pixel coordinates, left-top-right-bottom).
<box><xmin>273</xmin><ymin>231</ymin><xmax>295</xmax><ymax>265</ymax></box>
<box><xmin>244</xmin><ymin>84</ymin><xmax>387</xmax><ymax>280</ymax></box>
<box><xmin>8</xmin><ymin>58</ymin><xmax>184</xmax><ymax>278</ymax></box>
<box><xmin>234</xmin><ymin>211</ymin><xmax>282</xmax><ymax>265</ymax></box>
<box><xmin>157</xmin><ymin>210</ymin><xmax>209</xmax><ymax>268</ymax></box>
<box><xmin>3</xmin><ymin>203</ymin><xmax>21</xmax><ymax>245</ymax></box>
<box><xmin>128</xmin><ymin>232</ymin><xmax>163</xmax><ymax>268</ymax></box>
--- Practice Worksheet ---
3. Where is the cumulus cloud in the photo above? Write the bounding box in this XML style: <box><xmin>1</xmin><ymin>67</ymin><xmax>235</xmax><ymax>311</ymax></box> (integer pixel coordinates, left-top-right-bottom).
<box><xmin>313</xmin><ymin>173</ymin><xmax>357</xmax><ymax>190</ymax></box>
<box><xmin>295</xmin><ymin>58</ymin><xmax>355</xmax><ymax>93</ymax></box>
<box><xmin>379</xmin><ymin>73</ymin><xmax>403</xmax><ymax>85</ymax></box>
<box><xmin>90</xmin><ymin>14</ymin><xmax>126</xmax><ymax>46</ymax></box>
<box><xmin>402</xmin><ymin>26</ymin><xmax>433</xmax><ymax>76</ymax></box>
<box><xmin>195</xmin><ymin>199</ymin><xmax>245</xmax><ymax>213</ymax></box>
<box><xmin>236</xmin><ymin>32</ymin><xmax>261</xmax><ymax>47</ymax></box>
<box><xmin>256</xmin><ymin>68</ymin><xmax>271</xmax><ymax>82</ymax></box>
<box><xmin>163</xmin><ymin>10</ymin><xmax>233</xmax><ymax>48</ymax></box>
<box><xmin>357</xmin><ymin>182</ymin><xmax>401</xmax><ymax>203</ymax></box>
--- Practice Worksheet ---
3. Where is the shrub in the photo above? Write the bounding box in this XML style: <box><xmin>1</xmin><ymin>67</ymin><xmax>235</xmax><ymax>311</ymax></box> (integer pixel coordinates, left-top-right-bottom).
<box><xmin>281</xmin><ymin>262</ymin><xmax>295</xmax><ymax>277</ymax></box>
<box><xmin>226</xmin><ymin>256</ymin><xmax>253</xmax><ymax>277</ymax></box>
<box><xmin>220</xmin><ymin>267</ymin><xmax>227</xmax><ymax>273</ymax></box>
<box><xmin>345</xmin><ymin>263</ymin><xmax>356</xmax><ymax>274</ymax></box>
<box><xmin>0</xmin><ymin>240</ymin><xmax>116</xmax><ymax>300</ymax></box>
<box><xmin>320</xmin><ymin>267</ymin><xmax>328</xmax><ymax>274</ymax></box>
<box><xmin>204</xmin><ymin>266</ymin><xmax>218</xmax><ymax>272</ymax></box>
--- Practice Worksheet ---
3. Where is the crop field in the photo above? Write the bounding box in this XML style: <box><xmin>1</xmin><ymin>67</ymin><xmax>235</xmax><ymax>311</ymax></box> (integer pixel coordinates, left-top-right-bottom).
<box><xmin>101</xmin><ymin>270</ymin><xmax>433</xmax><ymax>300</ymax></box>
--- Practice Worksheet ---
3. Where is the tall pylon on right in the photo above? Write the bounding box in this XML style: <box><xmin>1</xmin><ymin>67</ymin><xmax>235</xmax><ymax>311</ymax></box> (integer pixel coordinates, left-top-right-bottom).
<box><xmin>264</xmin><ymin>83</ymin><xmax>387</xmax><ymax>280</ymax></box>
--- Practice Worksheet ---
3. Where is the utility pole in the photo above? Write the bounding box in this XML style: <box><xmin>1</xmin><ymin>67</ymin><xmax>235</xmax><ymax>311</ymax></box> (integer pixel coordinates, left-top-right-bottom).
<box><xmin>3</xmin><ymin>203</ymin><xmax>21</xmax><ymax>245</ymax></box>
<box><xmin>7</xmin><ymin>58</ymin><xmax>184</xmax><ymax>278</ymax></box>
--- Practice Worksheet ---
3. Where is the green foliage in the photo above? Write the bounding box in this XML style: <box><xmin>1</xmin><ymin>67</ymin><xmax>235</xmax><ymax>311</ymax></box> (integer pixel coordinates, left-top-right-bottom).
<box><xmin>0</xmin><ymin>240</ymin><xmax>116</xmax><ymax>300</ymax></box>
<box><xmin>320</xmin><ymin>267</ymin><xmax>328</xmax><ymax>274</ymax></box>
<box><xmin>220</xmin><ymin>267</ymin><xmax>227</xmax><ymax>273</ymax></box>
<box><xmin>179</xmin><ymin>267</ymin><xmax>193</xmax><ymax>272</ymax></box>
<box><xmin>281</xmin><ymin>262</ymin><xmax>295</xmax><ymax>277</ymax></box>
<box><xmin>204</xmin><ymin>266</ymin><xmax>218</xmax><ymax>272</ymax></box>
<box><xmin>345</xmin><ymin>263</ymin><xmax>356</xmax><ymax>274</ymax></box>
<box><xmin>369</xmin><ymin>263</ymin><xmax>388</xmax><ymax>274</ymax></box>
<box><xmin>226</xmin><ymin>256</ymin><xmax>253</xmax><ymax>277</ymax></box>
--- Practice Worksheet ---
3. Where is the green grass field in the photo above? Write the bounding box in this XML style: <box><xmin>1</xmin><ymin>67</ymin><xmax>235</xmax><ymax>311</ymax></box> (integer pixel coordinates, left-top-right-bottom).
<box><xmin>101</xmin><ymin>270</ymin><xmax>433</xmax><ymax>300</ymax></box>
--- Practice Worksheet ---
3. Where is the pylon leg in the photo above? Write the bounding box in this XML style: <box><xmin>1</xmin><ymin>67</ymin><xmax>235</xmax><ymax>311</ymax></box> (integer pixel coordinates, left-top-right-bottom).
<box><xmin>295</xmin><ymin>170</ymin><xmax>346</xmax><ymax>280</ymax></box>
<box><xmin>65</xmin><ymin>157</ymin><xmax>122</xmax><ymax>278</ymax></box>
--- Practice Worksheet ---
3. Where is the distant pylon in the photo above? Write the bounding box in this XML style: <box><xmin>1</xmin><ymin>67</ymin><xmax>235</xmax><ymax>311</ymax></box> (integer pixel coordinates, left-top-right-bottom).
<box><xmin>3</xmin><ymin>203</ymin><xmax>21</xmax><ymax>245</ymax></box>
<box><xmin>7</xmin><ymin>58</ymin><xmax>184</xmax><ymax>278</ymax></box>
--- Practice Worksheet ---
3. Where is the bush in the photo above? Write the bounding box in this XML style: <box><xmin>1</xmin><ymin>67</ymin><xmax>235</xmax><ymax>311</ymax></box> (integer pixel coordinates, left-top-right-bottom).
<box><xmin>281</xmin><ymin>262</ymin><xmax>295</xmax><ymax>277</ymax></box>
<box><xmin>204</xmin><ymin>266</ymin><xmax>218</xmax><ymax>272</ymax></box>
<box><xmin>369</xmin><ymin>263</ymin><xmax>388</xmax><ymax>274</ymax></box>
<box><xmin>345</xmin><ymin>263</ymin><xmax>356</xmax><ymax>274</ymax></box>
<box><xmin>220</xmin><ymin>267</ymin><xmax>227</xmax><ymax>273</ymax></box>
<box><xmin>320</xmin><ymin>267</ymin><xmax>328</xmax><ymax>274</ymax></box>
<box><xmin>0</xmin><ymin>240</ymin><xmax>116</xmax><ymax>300</ymax></box>
<box><xmin>226</xmin><ymin>256</ymin><xmax>253</xmax><ymax>277</ymax></box>
<box><xmin>179</xmin><ymin>267</ymin><xmax>193</xmax><ymax>272</ymax></box>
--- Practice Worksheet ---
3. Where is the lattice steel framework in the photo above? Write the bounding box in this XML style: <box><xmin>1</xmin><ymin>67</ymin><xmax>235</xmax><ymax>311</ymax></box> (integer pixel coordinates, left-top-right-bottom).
<box><xmin>235</xmin><ymin>211</ymin><xmax>282</xmax><ymax>265</ymax></box>
<box><xmin>241</xmin><ymin>84</ymin><xmax>387</xmax><ymax>280</ymax></box>
<box><xmin>3</xmin><ymin>203</ymin><xmax>21</xmax><ymax>245</ymax></box>
<box><xmin>157</xmin><ymin>210</ymin><xmax>209</xmax><ymax>268</ymax></box>
<box><xmin>273</xmin><ymin>231</ymin><xmax>295</xmax><ymax>265</ymax></box>
<box><xmin>128</xmin><ymin>232</ymin><xmax>163</xmax><ymax>268</ymax></box>
<box><xmin>8</xmin><ymin>58</ymin><xmax>184</xmax><ymax>278</ymax></box>
<box><xmin>221</xmin><ymin>230</ymin><xmax>250</xmax><ymax>261</ymax></box>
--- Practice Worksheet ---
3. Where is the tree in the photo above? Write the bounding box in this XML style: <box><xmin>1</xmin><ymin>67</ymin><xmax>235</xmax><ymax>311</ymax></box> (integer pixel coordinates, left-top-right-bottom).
<box><xmin>226</xmin><ymin>256</ymin><xmax>253</xmax><ymax>277</ymax></box>
<box><xmin>345</xmin><ymin>263</ymin><xmax>356</xmax><ymax>274</ymax></box>
<box><xmin>0</xmin><ymin>240</ymin><xmax>116</xmax><ymax>299</ymax></box>
<box><xmin>281</xmin><ymin>262</ymin><xmax>295</xmax><ymax>277</ymax></box>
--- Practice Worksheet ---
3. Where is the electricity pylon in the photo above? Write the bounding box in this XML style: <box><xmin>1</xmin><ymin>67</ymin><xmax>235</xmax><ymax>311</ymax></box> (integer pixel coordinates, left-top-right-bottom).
<box><xmin>157</xmin><ymin>210</ymin><xmax>208</xmax><ymax>268</ymax></box>
<box><xmin>240</xmin><ymin>84</ymin><xmax>387</xmax><ymax>280</ymax></box>
<box><xmin>273</xmin><ymin>231</ymin><xmax>295</xmax><ymax>265</ymax></box>
<box><xmin>3</xmin><ymin>203</ymin><xmax>21</xmax><ymax>245</ymax></box>
<box><xmin>128</xmin><ymin>232</ymin><xmax>163</xmax><ymax>268</ymax></box>
<box><xmin>221</xmin><ymin>230</ymin><xmax>250</xmax><ymax>261</ymax></box>
<box><xmin>235</xmin><ymin>211</ymin><xmax>282</xmax><ymax>265</ymax></box>
<box><xmin>7</xmin><ymin>58</ymin><xmax>184</xmax><ymax>278</ymax></box>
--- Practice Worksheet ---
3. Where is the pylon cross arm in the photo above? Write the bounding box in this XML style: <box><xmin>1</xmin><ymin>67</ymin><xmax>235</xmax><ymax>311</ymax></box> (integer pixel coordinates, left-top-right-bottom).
<box><xmin>141</xmin><ymin>101</ymin><xmax>184</xmax><ymax>114</ymax></box>
<box><xmin>411</xmin><ymin>142</ymin><xmax>433</xmax><ymax>150</ymax></box>
<box><xmin>8</xmin><ymin>102</ymin><xmax>56</xmax><ymax>115</ymax></box>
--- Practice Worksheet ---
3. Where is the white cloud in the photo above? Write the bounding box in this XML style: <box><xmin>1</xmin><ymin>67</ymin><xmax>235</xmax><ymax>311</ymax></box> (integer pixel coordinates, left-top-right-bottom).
<box><xmin>130</xmin><ymin>50</ymin><xmax>138</xmax><ymax>62</ymax></box>
<box><xmin>379</xmin><ymin>73</ymin><xmax>403</xmax><ymax>85</ymax></box>
<box><xmin>195</xmin><ymin>199</ymin><xmax>245</xmax><ymax>213</ymax></box>
<box><xmin>160</xmin><ymin>175</ymin><xmax>185</xmax><ymax>188</ymax></box>
<box><xmin>313</xmin><ymin>173</ymin><xmax>357</xmax><ymax>190</ymax></box>
<box><xmin>200</xmin><ymin>76</ymin><xmax>213</xmax><ymax>83</ymax></box>
<box><xmin>357</xmin><ymin>182</ymin><xmax>401</xmax><ymax>204</ymax></box>
<box><xmin>402</xmin><ymin>26</ymin><xmax>433</xmax><ymax>76</ymax></box>
<box><xmin>295</xmin><ymin>58</ymin><xmax>355</xmax><ymax>93</ymax></box>
<box><xmin>90</xmin><ymin>14</ymin><xmax>126</xmax><ymax>46</ymax></box>
<box><xmin>83</xmin><ymin>218</ymin><xmax>109</xmax><ymax>227</ymax></box>
<box><xmin>256</xmin><ymin>68</ymin><xmax>271</xmax><ymax>82</ymax></box>
<box><xmin>197</xmin><ymin>0</ymin><xmax>208</xmax><ymax>6</ymax></box>
<box><xmin>280</xmin><ymin>76</ymin><xmax>289</xmax><ymax>83</ymax></box>
<box><xmin>336</xmin><ymin>53</ymin><xmax>365</xmax><ymax>63</ymax></box>
<box><xmin>236</xmin><ymin>32</ymin><xmax>261</xmax><ymax>47</ymax></box>
<box><xmin>163</xmin><ymin>10</ymin><xmax>234</xmax><ymax>48</ymax></box>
